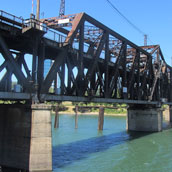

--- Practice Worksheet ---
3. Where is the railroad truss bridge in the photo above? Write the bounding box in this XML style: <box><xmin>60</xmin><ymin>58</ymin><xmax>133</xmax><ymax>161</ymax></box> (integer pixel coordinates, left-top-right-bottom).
<box><xmin>0</xmin><ymin>10</ymin><xmax>171</xmax><ymax>105</ymax></box>
<box><xmin>0</xmin><ymin>10</ymin><xmax>172</xmax><ymax>172</ymax></box>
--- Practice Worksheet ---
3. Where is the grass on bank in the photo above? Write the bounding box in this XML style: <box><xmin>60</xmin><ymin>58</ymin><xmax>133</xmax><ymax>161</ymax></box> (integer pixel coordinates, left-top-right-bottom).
<box><xmin>51</xmin><ymin>101</ymin><xmax>127</xmax><ymax>115</ymax></box>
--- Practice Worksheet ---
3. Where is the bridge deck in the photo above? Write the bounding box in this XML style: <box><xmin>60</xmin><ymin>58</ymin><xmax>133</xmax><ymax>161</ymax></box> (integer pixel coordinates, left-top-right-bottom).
<box><xmin>0</xmin><ymin>92</ymin><xmax>170</xmax><ymax>106</ymax></box>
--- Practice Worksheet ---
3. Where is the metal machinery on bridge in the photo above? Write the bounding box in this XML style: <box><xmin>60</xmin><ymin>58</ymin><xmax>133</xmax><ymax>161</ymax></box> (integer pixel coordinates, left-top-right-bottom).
<box><xmin>0</xmin><ymin>10</ymin><xmax>172</xmax><ymax>105</ymax></box>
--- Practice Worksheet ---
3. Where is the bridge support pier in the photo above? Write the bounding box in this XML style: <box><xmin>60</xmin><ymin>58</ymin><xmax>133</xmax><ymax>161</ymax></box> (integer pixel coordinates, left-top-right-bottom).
<box><xmin>169</xmin><ymin>105</ymin><xmax>172</xmax><ymax>123</ymax></box>
<box><xmin>127</xmin><ymin>105</ymin><xmax>163</xmax><ymax>132</ymax></box>
<box><xmin>0</xmin><ymin>104</ymin><xmax>52</xmax><ymax>172</ymax></box>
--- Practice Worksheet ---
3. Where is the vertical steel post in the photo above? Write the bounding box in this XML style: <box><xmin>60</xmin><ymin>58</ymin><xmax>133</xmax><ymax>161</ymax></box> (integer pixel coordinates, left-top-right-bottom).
<box><xmin>37</xmin><ymin>43</ymin><xmax>45</xmax><ymax>95</ymax></box>
<box><xmin>54</xmin><ymin>75</ymin><xmax>57</xmax><ymax>93</ymax></box>
<box><xmin>122</xmin><ymin>43</ymin><xmax>127</xmax><ymax>99</ymax></box>
<box><xmin>61</xmin><ymin>61</ymin><xmax>65</xmax><ymax>95</ymax></box>
<box><xmin>78</xmin><ymin>23</ymin><xmax>84</xmax><ymax>96</ymax></box>
<box><xmin>105</xmin><ymin>32</ymin><xmax>109</xmax><ymax>97</ymax></box>
<box><xmin>32</xmin><ymin>39</ymin><xmax>38</xmax><ymax>84</ymax></box>
<box><xmin>36</xmin><ymin>0</ymin><xmax>40</xmax><ymax>20</ymax></box>
<box><xmin>67</xmin><ymin>66</ymin><xmax>71</xmax><ymax>91</ymax></box>
<box><xmin>137</xmin><ymin>52</ymin><xmax>141</xmax><ymax>99</ymax></box>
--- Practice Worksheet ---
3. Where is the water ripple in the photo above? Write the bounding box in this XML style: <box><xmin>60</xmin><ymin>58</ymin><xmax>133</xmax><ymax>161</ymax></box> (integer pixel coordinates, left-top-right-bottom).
<box><xmin>53</xmin><ymin>131</ymin><xmax>148</xmax><ymax>169</ymax></box>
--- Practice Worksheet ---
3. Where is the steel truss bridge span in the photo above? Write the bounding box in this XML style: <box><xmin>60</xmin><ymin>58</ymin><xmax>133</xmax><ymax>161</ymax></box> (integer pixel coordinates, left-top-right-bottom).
<box><xmin>0</xmin><ymin>10</ymin><xmax>172</xmax><ymax>105</ymax></box>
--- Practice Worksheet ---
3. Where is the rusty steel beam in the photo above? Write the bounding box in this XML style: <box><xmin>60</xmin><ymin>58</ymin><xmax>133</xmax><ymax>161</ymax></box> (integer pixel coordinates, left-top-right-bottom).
<box><xmin>64</xmin><ymin>13</ymin><xmax>85</xmax><ymax>45</ymax></box>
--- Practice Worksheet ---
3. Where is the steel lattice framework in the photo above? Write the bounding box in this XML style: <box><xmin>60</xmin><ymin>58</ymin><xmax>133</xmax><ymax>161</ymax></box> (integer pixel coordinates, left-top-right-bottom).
<box><xmin>0</xmin><ymin>10</ymin><xmax>172</xmax><ymax>105</ymax></box>
<box><xmin>59</xmin><ymin>0</ymin><xmax>65</xmax><ymax>17</ymax></box>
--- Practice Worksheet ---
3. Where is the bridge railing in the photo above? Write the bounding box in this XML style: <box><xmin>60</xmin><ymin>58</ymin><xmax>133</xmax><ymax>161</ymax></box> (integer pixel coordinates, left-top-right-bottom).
<box><xmin>23</xmin><ymin>17</ymin><xmax>66</xmax><ymax>44</ymax></box>
<box><xmin>0</xmin><ymin>10</ymin><xmax>66</xmax><ymax>44</ymax></box>
<box><xmin>0</xmin><ymin>10</ymin><xmax>24</xmax><ymax>27</ymax></box>
<box><xmin>44</xmin><ymin>28</ymin><xmax>66</xmax><ymax>44</ymax></box>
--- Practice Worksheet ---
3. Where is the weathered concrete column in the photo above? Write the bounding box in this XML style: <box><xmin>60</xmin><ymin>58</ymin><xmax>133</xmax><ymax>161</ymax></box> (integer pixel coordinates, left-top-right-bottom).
<box><xmin>0</xmin><ymin>103</ymin><xmax>52</xmax><ymax>172</ymax></box>
<box><xmin>127</xmin><ymin>106</ymin><xmax>163</xmax><ymax>132</ymax></box>
<box><xmin>30</xmin><ymin>104</ymin><xmax>52</xmax><ymax>172</ymax></box>
<box><xmin>169</xmin><ymin>105</ymin><xmax>172</xmax><ymax>123</ymax></box>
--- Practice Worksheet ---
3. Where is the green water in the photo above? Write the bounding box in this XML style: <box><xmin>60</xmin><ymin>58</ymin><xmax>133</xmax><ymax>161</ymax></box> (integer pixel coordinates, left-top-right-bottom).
<box><xmin>52</xmin><ymin>114</ymin><xmax>172</xmax><ymax>172</ymax></box>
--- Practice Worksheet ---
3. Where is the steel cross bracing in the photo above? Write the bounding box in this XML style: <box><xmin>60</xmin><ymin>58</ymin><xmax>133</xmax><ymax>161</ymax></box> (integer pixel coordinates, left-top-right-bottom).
<box><xmin>0</xmin><ymin>10</ymin><xmax>172</xmax><ymax>105</ymax></box>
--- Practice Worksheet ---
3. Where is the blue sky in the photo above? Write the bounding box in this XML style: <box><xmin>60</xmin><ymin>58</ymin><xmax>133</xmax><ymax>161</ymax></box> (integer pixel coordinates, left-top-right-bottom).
<box><xmin>1</xmin><ymin>0</ymin><xmax>172</xmax><ymax>64</ymax></box>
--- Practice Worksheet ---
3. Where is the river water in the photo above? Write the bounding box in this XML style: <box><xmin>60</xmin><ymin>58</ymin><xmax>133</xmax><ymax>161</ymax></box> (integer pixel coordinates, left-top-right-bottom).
<box><xmin>52</xmin><ymin>114</ymin><xmax>172</xmax><ymax>172</ymax></box>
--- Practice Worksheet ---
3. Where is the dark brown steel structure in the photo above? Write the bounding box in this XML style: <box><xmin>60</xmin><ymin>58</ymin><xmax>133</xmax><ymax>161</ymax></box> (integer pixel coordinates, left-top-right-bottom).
<box><xmin>0</xmin><ymin>10</ymin><xmax>172</xmax><ymax>105</ymax></box>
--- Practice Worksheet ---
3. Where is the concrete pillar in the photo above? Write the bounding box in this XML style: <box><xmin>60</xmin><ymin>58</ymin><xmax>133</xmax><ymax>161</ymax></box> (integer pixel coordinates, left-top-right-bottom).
<box><xmin>127</xmin><ymin>106</ymin><xmax>163</xmax><ymax>132</ymax></box>
<box><xmin>0</xmin><ymin>104</ymin><xmax>52</xmax><ymax>172</ymax></box>
<box><xmin>163</xmin><ymin>107</ymin><xmax>169</xmax><ymax>121</ymax></box>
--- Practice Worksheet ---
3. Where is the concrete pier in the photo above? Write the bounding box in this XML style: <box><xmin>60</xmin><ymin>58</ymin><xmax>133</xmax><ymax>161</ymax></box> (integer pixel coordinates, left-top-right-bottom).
<box><xmin>0</xmin><ymin>104</ymin><xmax>52</xmax><ymax>172</ymax></box>
<box><xmin>127</xmin><ymin>106</ymin><xmax>163</xmax><ymax>132</ymax></box>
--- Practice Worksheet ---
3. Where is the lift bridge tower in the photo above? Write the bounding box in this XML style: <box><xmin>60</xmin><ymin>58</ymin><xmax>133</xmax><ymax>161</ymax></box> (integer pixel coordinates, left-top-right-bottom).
<box><xmin>59</xmin><ymin>0</ymin><xmax>65</xmax><ymax>17</ymax></box>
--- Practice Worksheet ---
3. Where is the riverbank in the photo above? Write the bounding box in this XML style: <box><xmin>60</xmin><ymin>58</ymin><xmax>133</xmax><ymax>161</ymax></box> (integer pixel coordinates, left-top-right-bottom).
<box><xmin>52</xmin><ymin>102</ymin><xmax>170</xmax><ymax>118</ymax></box>
<box><xmin>52</xmin><ymin>102</ymin><xmax>127</xmax><ymax>116</ymax></box>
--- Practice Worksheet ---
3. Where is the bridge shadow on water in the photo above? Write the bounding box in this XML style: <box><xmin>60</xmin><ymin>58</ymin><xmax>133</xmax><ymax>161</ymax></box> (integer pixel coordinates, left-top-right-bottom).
<box><xmin>53</xmin><ymin>131</ymin><xmax>150</xmax><ymax>169</ymax></box>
